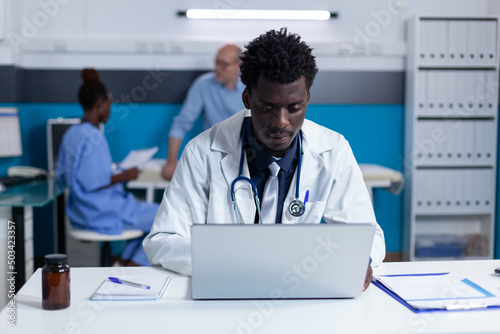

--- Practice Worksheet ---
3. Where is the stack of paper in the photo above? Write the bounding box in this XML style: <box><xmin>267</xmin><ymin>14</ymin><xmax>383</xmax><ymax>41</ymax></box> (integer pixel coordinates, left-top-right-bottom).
<box><xmin>90</xmin><ymin>275</ymin><xmax>171</xmax><ymax>301</ymax></box>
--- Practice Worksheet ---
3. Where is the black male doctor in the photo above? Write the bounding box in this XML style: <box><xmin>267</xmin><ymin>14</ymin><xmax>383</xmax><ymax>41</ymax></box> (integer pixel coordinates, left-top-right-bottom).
<box><xmin>144</xmin><ymin>29</ymin><xmax>385</xmax><ymax>290</ymax></box>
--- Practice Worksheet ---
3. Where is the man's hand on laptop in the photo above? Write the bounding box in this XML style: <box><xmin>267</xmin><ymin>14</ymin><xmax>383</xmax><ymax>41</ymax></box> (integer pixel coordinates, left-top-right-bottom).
<box><xmin>363</xmin><ymin>266</ymin><xmax>373</xmax><ymax>291</ymax></box>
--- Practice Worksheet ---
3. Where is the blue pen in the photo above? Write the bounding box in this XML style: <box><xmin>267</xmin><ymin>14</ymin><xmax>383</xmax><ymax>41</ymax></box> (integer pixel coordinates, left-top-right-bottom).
<box><xmin>304</xmin><ymin>190</ymin><xmax>309</xmax><ymax>205</ymax></box>
<box><xmin>108</xmin><ymin>277</ymin><xmax>151</xmax><ymax>290</ymax></box>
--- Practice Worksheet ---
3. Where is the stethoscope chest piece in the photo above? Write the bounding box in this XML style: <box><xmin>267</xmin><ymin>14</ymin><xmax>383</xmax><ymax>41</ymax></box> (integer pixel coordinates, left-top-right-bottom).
<box><xmin>288</xmin><ymin>199</ymin><xmax>305</xmax><ymax>217</ymax></box>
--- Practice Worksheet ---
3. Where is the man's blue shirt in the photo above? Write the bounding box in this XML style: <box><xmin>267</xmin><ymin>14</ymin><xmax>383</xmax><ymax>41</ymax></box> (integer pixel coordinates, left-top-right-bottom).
<box><xmin>169</xmin><ymin>72</ymin><xmax>245</xmax><ymax>139</ymax></box>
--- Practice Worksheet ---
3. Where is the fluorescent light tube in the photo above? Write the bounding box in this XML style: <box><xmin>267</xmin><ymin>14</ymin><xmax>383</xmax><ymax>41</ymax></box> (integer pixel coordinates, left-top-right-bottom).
<box><xmin>182</xmin><ymin>9</ymin><xmax>333</xmax><ymax>21</ymax></box>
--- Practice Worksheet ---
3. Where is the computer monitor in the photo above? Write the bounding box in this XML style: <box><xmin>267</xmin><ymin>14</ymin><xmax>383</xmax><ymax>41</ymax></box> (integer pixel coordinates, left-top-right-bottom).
<box><xmin>0</xmin><ymin>107</ymin><xmax>23</xmax><ymax>158</ymax></box>
<box><xmin>47</xmin><ymin>118</ymin><xmax>81</xmax><ymax>173</ymax></box>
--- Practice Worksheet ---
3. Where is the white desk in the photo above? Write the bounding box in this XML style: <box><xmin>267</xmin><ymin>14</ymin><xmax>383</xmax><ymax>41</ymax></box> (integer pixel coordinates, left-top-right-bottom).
<box><xmin>128</xmin><ymin>160</ymin><xmax>403</xmax><ymax>203</ymax></box>
<box><xmin>127</xmin><ymin>164</ymin><xmax>170</xmax><ymax>203</ymax></box>
<box><xmin>2</xmin><ymin>260</ymin><xmax>499</xmax><ymax>333</ymax></box>
<box><xmin>358</xmin><ymin>164</ymin><xmax>404</xmax><ymax>202</ymax></box>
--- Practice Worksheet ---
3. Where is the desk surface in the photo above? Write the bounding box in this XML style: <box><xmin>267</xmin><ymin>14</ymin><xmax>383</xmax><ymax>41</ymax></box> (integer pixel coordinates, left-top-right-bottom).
<box><xmin>2</xmin><ymin>260</ymin><xmax>499</xmax><ymax>334</ymax></box>
<box><xmin>127</xmin><ymin>160</ymin><xmax>402</xmax><ymax>191</ymax></box>
<box><xmin>0</xmin><ymin>177</ymin><xmax>65</xmax><ymax>207</ymax></box>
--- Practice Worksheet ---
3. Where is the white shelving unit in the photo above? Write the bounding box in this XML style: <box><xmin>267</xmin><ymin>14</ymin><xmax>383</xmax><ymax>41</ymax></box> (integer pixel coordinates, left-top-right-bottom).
<box><xmin>404</xmin><ymin>16</ymin><xmax>499</xmax><ymax>261</ymax></box>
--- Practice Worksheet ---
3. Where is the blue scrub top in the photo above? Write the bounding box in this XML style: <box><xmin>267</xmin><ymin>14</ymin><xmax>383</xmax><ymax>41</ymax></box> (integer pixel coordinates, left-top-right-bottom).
<box><xmin>56</xmin><ymin>122</ymin><xmax>138</xmax><ymax>235</ymax></box>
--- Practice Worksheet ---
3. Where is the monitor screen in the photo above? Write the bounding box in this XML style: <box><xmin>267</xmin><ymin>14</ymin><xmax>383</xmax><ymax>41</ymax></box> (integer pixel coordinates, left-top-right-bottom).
<box><xmin>47</xmin><ymin>118</ymin><xmax>81</xmax><ymax>173</ymax></box>
<box><xmin>0</xmin><ymin>107</ymin><xmax>23</xmax><ymax>158</ymax></box>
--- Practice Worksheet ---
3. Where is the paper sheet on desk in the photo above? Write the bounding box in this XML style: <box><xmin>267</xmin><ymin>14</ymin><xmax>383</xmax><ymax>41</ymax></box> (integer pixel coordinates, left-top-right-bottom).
<box><xmin>119</xmin><ymin>147</ymin><xmax>158</xmax><ymax>171</ymax></box>
<box><xmin>90</xmin><ymin>275</ymin><xmax>171</xmax><ymax>301</ymax></box>
<box><xmin>375</xmin><ymin>272</ymin><xmax>500</xmax><ymax>310</ymax></box>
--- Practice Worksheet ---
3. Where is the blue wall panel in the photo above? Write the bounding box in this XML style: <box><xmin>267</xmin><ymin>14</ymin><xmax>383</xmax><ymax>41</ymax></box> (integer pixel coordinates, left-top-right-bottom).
<box><xmin>306</xmin><ymin>105</ymin><xmax>404</xmax><ymax>252</ymax></box>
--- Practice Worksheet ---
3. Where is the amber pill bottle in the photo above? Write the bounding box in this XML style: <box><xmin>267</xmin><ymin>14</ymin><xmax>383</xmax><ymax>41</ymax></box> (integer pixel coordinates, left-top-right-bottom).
<box><xmin>42</xmin><ymin>254</ymin><xmax>70</xmax><ymax>310</ymax></box>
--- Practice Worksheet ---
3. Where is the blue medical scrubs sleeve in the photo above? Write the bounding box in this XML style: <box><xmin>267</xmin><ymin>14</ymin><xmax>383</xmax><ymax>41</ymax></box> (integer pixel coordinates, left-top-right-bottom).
<box><xmin>76</xmin><ymin>133</ymin><xmax>113</xmax><ymax>192</ymax></box>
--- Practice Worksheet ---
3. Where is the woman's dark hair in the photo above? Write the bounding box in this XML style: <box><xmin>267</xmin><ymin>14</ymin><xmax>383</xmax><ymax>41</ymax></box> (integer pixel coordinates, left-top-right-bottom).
<box><xmin>78</xmin><ymin>68</ymin><xmax>108</xmax><ymax>110</ymax></box>
<box><xmin>239</xmin><ymin>28</ymin><xmax>318</xmax><ymax>94</ymax></box>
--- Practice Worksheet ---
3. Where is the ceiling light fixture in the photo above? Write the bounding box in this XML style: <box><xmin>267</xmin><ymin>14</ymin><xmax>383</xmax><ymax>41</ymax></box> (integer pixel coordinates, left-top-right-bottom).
<box><xmin>177</xmin><ymin>9</ymin><xmax>337</xmax><ymax>21</ymax></box>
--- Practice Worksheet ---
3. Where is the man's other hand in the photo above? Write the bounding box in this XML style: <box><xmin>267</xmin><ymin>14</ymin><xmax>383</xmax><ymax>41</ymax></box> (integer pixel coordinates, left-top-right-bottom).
<box><xmin>161</xmin><ymin>161</ymin><xmax>177</xmax><ymax>180</ymax></box>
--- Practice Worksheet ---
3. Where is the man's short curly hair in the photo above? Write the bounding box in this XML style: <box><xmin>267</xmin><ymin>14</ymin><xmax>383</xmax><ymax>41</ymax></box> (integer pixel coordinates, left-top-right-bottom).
<box><xmin>239</xmin><ymin>28</ymin><xmax>318</xmax><ymax>94</ymax></box>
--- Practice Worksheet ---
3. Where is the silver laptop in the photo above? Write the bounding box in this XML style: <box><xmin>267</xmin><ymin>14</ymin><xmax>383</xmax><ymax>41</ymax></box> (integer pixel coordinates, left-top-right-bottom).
<box><xmin>191</xmin><ymin>223</ymin><xmax>375</xmax><ymax>300</ymax></box>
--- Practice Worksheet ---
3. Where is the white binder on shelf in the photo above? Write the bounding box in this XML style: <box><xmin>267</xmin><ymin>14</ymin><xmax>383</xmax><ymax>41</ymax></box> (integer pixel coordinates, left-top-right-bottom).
<box><xmin>446</xmin><ymin>120</ymin><xmax>457</xmax><ymax>165</ymax></box>
<box><xmin>459</xmin><ymin>170</ymin><xmax>470</xmax><ymax>213</ymax></box>
<box><xmin>449</xmin><ymin>170</ymin><xmax>459</xmax><ymax>212</ymax></box>
<box><xmin>485</xmin><ymin>121</ymin><xmax>496</xmax><ymax>163</ymax></box>
<box><xmin>476</xmin><ymin>21</ymin><xmax>488</xmax><ymax>66</ymax></box>
<box><xmin>427</xmin><ymin>20</ymin><xmax>440</xmax><ymax>65</ymax></box>
<box><xmin>415</xmin><ymin>170</ymin><xmax>433</xmax><ymax>214</ymax></box>
<box><xmin>456</xmin><ymin>121</ymin><xmax>475</xmax><ymax>166</ymax></box>
<box><xmin>450</xmin><ymin>169</ymin><xmax>462</xmax><ymax>213</ymax></box>
<box><xmin>484</xmin><ymin>20</ymin><xmax>498</xmax><ymax>65</ymax></box>
<box><xmin>446</xmin><ymin>120</ymin><xmax>458</xmax><ymax>165</ymax></box>
<box><xmin>427</xmin><ymin>71</ymin><xmax>439</xmax><ymax>116</ymax></box>
<box><xmin>461</xmin><ymin>169</ymin><xmax>470</xmax><ymax>213</ymax></box>
<box><xmin>440</xmin><ymin>169</ymin><xmax>454</xmax><ymax>213</ymax></box>
<box><xmin>474</xmin><ymin>120</ymin><xmax>493</xmax><ymax>166</ymax></box>
<box><xmin>434</xmin><ymin>170</ymin><xmax>446</xmax><ymax>211</ymax></box>
<box><xmin>458</xmin><ymin>20</ymin><xmax>469</xmax><ymax>65</ymax></box>
<box><xmin>416</xmin><ymin>71</ymin><xmax>427</xmax><ymax>116</ymax></box>
<box><xmin>417</xmin><ymin>122</ymin><xmax>432</xmax><ymax>165</ymax></box>
<box><xmin>475</xmin><ymin>71</ymin><xmax>487</xmax><ymax>116</ymax></box>
<box><xmin>461</xmin><ymin>121</ymin><xmax>475</xmax><ymax>166</ymax></box>
<box><xmin>486</xmin><ymin>71</ymin><xmax>497</xmax><ymax>116</ymax></box>
<box><xmin>467</xmin><ymin>21</ymin><xmax>481</xmax><ymax>66</ymax></box>
<box><xmin>443</xmin><ymin>71</ymin><xmax>455</xmax><ymax>117</ymax></box>
<box><xmin>476</xmin><ymin>120</ymin><xmax>496</xmax><ymax>165</ymax></box>
<box><xmin>449</xmin><ymin>20</ymin><xmax>468</xmax><ymax>65</ymax></box>
<box><xmin>454</xmin><ymin>71</ymin><xmax>467</xmax><ymax>117</ymax></box>
<box><xmin>427</xmin><ymin>171</ymin><xmax>438</xmax><ymax>213</ymax></box>
<box><xmin>447</xmin><ymin>20</ymin><xmax>460</xmax><ymax>65</ymax></box>
<box><xmin>440</xmin><ymin>168</ymin><xmax>451</xmax><ymax>211</ymax></box>
<box><xmin>424</xmin><ymin>122</ymin><xmax>436</xmax><ymax>165</ymax></box>
<box><xmin>477</xmin><ymin>169</ymin><xmax>492</xmax><ymax>213</ymax></box>
<box><xmin>463</xmin><ymin>71</ymin><xmax>476</xmax><ymax>117</ymax></box>
<box><xmin>436</xmin><ymin>71</ymin><xmax>447</xmax><ymax>115</ymax></box>
<box><xmin>435</xmin><ymin>121</ymin><xmax>447</xmax><ymax>165</ymax></box>
<box><xmin>414</xmin><ymin>124</ymin><xmax>425</xmax><ymax>165</ymax></box>
<box><xmin>435</xmin><ymin>20</ymin><xmax>448</xmax><ymax>65</ymax></box>
<box><xmin>413</xmin><ymin>171</ymin><xmax>426</xmax><ymax>213</ymax></box>
<box><xmin>471</xmin><ymin>170</ymin><xmax>491</xmax><ymax>213</ymax></box>
<box><xmin>482</xmin><ymin>169</ymin><xmax>494</xmax><ymax>211</ymax></box>
<box><xmin>473</xmin><ymin>121</ymin><xmax>484</xmax><ymax>165</ymax></box>
<box><xmin>418</xmin><ymin>20</ymin><xmax>432</xmax><ymax>66</ymax></box>
<box><xmin>477</xmin><ymin>20</ymin><xmax>490</xmax><ymax>66</ymax></box>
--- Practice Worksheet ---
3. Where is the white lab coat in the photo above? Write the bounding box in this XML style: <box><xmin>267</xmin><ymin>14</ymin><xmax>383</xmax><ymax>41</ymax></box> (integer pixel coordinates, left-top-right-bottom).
<box><xmin>144</xmin><ymin>109</ymin><xmax>385</xmax><ymax>275</ymax></box>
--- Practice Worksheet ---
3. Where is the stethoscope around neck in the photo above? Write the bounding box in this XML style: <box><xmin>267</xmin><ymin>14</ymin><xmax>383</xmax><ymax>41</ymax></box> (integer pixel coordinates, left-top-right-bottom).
<box><xmin>230</xmin><ymin>118</ymin><xmax>305</xmax><ymax>224</ymax></box>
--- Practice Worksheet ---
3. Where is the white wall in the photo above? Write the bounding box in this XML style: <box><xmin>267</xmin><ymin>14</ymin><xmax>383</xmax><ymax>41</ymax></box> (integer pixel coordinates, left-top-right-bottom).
<box><xmin>0</xmin><ymin>0</ymin><xmax>493</xmax><ymax>70</ymax></box>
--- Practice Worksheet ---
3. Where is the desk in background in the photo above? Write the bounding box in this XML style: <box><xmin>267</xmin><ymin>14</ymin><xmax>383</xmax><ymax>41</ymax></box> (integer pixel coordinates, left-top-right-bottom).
<box><xmin>2</xmin><ymin>260</ymin><xmax>499</xmax><ymax>333</ymax></box>
<box><xmin>127</xmin><ymin>160</ymin><xmax>170</xmax><ymax>203</ymax></box>
<box><xmin>128</xmin><ymin>160</ymin><xmax>403</xmax><ymax>204</ymax></box>
<box><xmin>0</xmin><ymin>178</ymin><xmax>65</xmax><ymax>298</ymax></box>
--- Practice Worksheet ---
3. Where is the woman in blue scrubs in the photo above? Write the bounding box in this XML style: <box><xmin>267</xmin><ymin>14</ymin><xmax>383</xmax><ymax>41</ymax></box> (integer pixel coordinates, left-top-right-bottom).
<box><xmin>56</xmin><ymin>68</ymin><xmax>159</xmax><ymax>266</ymax></box>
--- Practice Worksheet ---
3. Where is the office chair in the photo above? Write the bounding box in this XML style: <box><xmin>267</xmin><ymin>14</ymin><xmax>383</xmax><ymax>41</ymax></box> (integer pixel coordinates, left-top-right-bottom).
<box><xmin>67</xmin><ymin>222</ymin><xmax>143</xmax><ymax>267</ymax></box>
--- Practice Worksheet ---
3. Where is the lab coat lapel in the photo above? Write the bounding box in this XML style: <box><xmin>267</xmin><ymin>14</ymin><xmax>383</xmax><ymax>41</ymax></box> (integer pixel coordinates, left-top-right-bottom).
<box><xmin>215</xmin><ymin>110</ymin><xmax>256</xmax><ymax>224</ymax></box>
